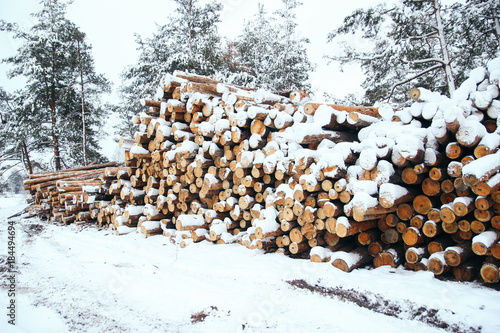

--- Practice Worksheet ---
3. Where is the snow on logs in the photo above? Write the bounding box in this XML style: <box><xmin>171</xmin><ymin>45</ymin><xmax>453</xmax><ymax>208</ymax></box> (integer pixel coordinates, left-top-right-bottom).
<box><xmin>23</xmin><ymin>57</ymin><xmax>500</xmax><ymax>284</ymax></box>
<box><xmin>23</xmin><ymin>163</ymin><xmax>120</xmax><ymax>223</ymax></box>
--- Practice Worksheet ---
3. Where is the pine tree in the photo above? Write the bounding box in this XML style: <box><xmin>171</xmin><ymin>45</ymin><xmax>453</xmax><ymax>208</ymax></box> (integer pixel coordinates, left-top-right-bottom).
<box><xmin>271</xmin><ymin>0</ymin><xmax>313</xmax><ymax>91</ymax></box>
<box><xmin>0</xmin><ymin>87</ymin><xmax>39</xmax><ymax>189</ymax></box>
<box><xmin>121</xmin><ymin>0</ymin><xmax>223</xmax><ymax>99</ymax></box>
<box><xmin>69</xmin><ymin>27</ymin><xmax>111</xmax><ymax>165</ymax></box>
<box><xmin>232</xmin><ymin>3</ymin><xmax>277</xmax><ymax>89</ymax></box>
<box><xmin>327</xmin><ymin>0</ymin><xmax>460</xmax><ymax>105</ymax></box>
<box><xmin>452</xmin><ymin>0</ymin><xmax>500</xmax><ymax>76</ymax></box>
<box><xmin>117</xmin><ymin>0</ymin><xmax>224</xmax><ymax>139</ymax></box>
<box><xmin>228</xmin><ymin>1</ymin><xmax>312</xmax><ymax>91</ymax></box>
<box><xmin>1</xmin><ymin>0</ymin><xmax>110</xmax><ymax>170</ymax></box>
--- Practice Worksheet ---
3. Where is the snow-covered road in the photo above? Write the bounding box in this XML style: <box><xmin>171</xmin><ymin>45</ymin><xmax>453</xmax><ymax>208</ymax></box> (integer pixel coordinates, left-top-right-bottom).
<box><xmin>1</xmin><ymin>195</ymin><xmax>498</xmax><ymax>332</ymax></box>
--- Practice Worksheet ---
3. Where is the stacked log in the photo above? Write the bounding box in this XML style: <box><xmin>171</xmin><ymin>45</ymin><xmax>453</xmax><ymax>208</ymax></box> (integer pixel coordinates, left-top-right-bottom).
<box><xmin>23</xmin><ymin>57</ymin><xmax>500</xmax><ymax>284</ymax></box>
<box><xmin>23</xmin><ymin>163</ymin><xmax>119</xmax><ymax>224</ymax></box>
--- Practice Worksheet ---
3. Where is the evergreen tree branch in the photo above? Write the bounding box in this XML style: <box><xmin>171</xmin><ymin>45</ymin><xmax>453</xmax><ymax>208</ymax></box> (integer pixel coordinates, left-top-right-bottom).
<box><xmin>387</xmin><ymin>63</ymin><xmax>442</xmax><ymax>101</ymax></box>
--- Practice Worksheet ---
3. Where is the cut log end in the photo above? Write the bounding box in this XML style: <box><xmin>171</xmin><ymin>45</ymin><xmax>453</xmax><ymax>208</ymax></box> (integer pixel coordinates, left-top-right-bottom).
<box><xmin>481</xmin><ymin>263</ymin><xmax>500</xmax><ymax>283</ymax></box>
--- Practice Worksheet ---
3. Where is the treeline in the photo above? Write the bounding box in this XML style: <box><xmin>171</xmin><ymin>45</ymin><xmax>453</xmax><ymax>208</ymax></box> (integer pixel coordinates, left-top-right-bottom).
<box><xmin>1</xmin><ymin>0</ymin><xmax>499</xmax><ymax>191</ymax></box>
<box><xmin>327</xmin><ymin>0</ymin><xmax>500</xmax><ymax>105</ymax></box>
<box><xmin>115</xmin><ymin>0</ymin><xmax>313</xmax><ymax>139</ymax></box>
<box><xmin>0</xmin><ymin>0</ymin><xmax>111</xmax><ymax>191</ymax></box>
<box><xmin>0</xmin><ymin>0</ymin><xmax>313</xmax><ymax>191</ymax></box>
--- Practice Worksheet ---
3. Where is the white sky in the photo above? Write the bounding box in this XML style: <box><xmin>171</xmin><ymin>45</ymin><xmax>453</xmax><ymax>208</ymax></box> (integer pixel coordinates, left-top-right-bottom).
<box><xmin>0</xmin><ymin>0</ymin><xmax>464</xmax><ymax>102</ymax></box>
<box><xmin>0</xmin><ymin>0</ymin><xmax>391</xmax><ymax>103</ymax></box>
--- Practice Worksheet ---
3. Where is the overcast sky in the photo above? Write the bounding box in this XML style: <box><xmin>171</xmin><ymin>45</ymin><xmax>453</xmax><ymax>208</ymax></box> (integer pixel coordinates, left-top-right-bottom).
<box><xmin>1</xmin><ymin>0</ymin><xmax>394</xmax><ymax>103</ymax></box>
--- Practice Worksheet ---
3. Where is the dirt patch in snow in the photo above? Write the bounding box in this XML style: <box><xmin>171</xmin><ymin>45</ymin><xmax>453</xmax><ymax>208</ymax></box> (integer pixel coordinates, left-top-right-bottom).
<box><xmin>0</xmin><ymin>255</ymin><xmax>12</xmax><ymax>278</ymax></box>
<box><xmin>191</xmin><ymin>306</ymin><xmax>219</xmax><ymax>323</ymax></box>
<box><xmin>287</xmin><ymin>279</ymin><xmax>481</xmax><ymax>333</ymax></box>
<box><xmin>190</xmin><ymin>305</ymin><xmax>231</xmax><ymax>325</ymax></box>
<box><xmin>22</xmin><ymin>223</ymin><xmax>46</xmax><ymax>237</ymax></box>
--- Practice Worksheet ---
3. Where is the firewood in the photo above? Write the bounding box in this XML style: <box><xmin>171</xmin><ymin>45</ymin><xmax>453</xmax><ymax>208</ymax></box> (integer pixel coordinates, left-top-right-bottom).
<box><xmin>428</xmin><ymin>251</ymin><xmax>449</xmax><ymax>275</ymax></box>
<box><xmin>405</xmin><ymin>246</ymin><xmax>429</xmax><ymax>264</ymax></box>
<box><xmin>480</xmin><ymin>256</ymin><xmax>500</xmax><ymax>283</ymax></box>
<box><xmin>373</xmin><ymin>245</ymin><xmax>405</xmax><ymax>268</ymax></box>
<box><xmin>444</xmin><ymin>242</ymin><xmax>474</xmax><ymax>267</ymax></box>
<box><xmin>472</xmin><ymin>230</ymin><xmax>500</xmax><ymax>255</ymax></box>
<box><xmin>304</xmin><ymin>102</ymin><xmax>379</xmax><ymax>118</ymax></box>
<box><xmin>332</xmin><ymin>247</ymin><xmax>372</xmax><ymax>272</ymax></box>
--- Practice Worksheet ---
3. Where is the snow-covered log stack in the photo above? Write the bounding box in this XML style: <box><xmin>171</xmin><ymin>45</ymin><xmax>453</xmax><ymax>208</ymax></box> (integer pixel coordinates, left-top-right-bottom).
<box><xmin>23</xmin><ymin>163</ymin><xmax>119</xmax><ymax>224</ymax></box>
<box><xmin>23</xmin><ymin>57</ymin><xmax>500</xmax><ymax>285</ymax></box>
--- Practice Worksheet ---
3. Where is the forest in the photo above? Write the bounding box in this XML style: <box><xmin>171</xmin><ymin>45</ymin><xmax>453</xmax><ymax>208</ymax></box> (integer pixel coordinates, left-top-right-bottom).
<box><xmin>0</xmin><ymin>0</ymin><xmax>499</xmax><ymax>191</ymax></box>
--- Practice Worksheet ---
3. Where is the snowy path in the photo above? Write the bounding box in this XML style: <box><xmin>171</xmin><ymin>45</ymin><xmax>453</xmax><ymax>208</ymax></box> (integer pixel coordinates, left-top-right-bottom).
<box><xmin>1</xmin><ymin>195</ymin><xmax>499</xmax><ymax>332</ymax></box>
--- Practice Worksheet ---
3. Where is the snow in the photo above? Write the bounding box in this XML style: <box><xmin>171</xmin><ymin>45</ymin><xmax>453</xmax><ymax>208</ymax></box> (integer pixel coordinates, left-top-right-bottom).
<box><xmin>487</xmin><ymin>57</ymin><xmax>500</xmax><ymax>74</ymax></box>
<box><xmin>472</xmin><ymin>85</ymin><xmax>499</xmax><ymax>109</ymax></box>
<box><xmin>141</xmin><ymin>220</ymin><xmax>161</xmax><ymax>231</ymax></box>
<box><xmin>1</xmin><ymin>195</ymin><xmax>500</xmax><ymax>332</ymax></box>
<box><xmin>377</xmin><ymin>102</ymin><xmax>394</xmax><ymax>121</ymax></box>
<box><xmin>424</xmin><ymin>220</ymin><xmax>436</xmax><ymax>227</ymax></box>
<box><xmin>487</xmin><ymin>100</ymin><xmax>500</xmax><ymax>119</ymax></box>
<box><xmin>410</xmin><ymin>102</ymin><xmax>424</xmax><ymax>117</ymax></box>
<box><xmin>445</xmin><ymin>246</ymin><xmax>464</xmax><ymax>255</ymax></box>
<box><xmin>422</xmin><ymin>102</ymin><xmax>439</xmax><ymax>120</ymax></box>
<box><xmin>350</xmin><ymin>180</ymin><xmax>378</xmax><ymax>196</ymax></box>
<box><xmin>193</xmin><ymin>228</ymin><xmax>209</xmax><ymax>238</ymax></box>
<box><xmin>129</xmin><ymin>145</ymin><xmax>150</xmax><ymax>155</ymax></box>
<box><xmin>407</xmin><ymin>247</ymin><xmax>426</xmax><ymax>257</ymax></box>
<box><xmin>254</xmin><ymin>89</ymin><xmax>285</xmax><ymax>104</ymax></box>
<box><xmin>469</xmin><ymin>67</ymin><xmax>487</xmax><ymax>84</ymax></box>
<box><xmin>177</xmin><ymin>214</ymin><xmax>206</xmax><ymax>227</ymax></box>
<box><xmin>125</xmin><ymin>205</ymin><xmax>144</xmax><ymax>216</ymax></box>
<box><xmin>372</xmin><ymin>160</ymin><xmax>395</xmax><ymax>185</ymax></box>
<box><xmin>310</xmin><ymin>246</ymin><xmax>332</xmax><ymax>260</ymax></box>
<box><xmin>452</xmin><ymin>196</ymin><xmax>473</xmax><ymax>206</ymax></box>
<box><xmin>358</xmin><ymin>148</ymin><xmax>378</xmax><ymax>171</ymax></box>
<box><xmin>331</xmin><ymin>251</ymin><xmax>361</xmax><ymax>269</ymax></box>
<box><xmin>462</xmin><ymin>150</ymin><xmax>500</xmax><ymax>181</ymax></box>
<box><xmin>81</xmin><ymin>185</ymin><xmax>100</xmax><ymax>193</ymax></box>
<box><xmin>379</xmin><ymin>183</ymin><xmax>409</xmax><ymax>203</ymax></box>
<box><xmin>490</xmin><ymin>69</ymin><xmax>500</xmax><ymax>86</ymax></box>
<box><xmin>429</xmin><ymin>251</ymin><xmax>446</xmax><ymax>264</ymax></box>
<box><xmin>414</xmin><ymin>87</ymin><xmax>447</xmax><ymax>103</ymax></box>
<box><xmin>210</xmin><ymin>219</ymin><xmax>227</xmax><ymax>235</ymax></box>
<box><xmin>472</xmin><ymin>231</ymin><xmax>499</xmax><ymax>248</ymax></box>
<box><xmin>336</xmin><ymin>216</ymin><xmax>351</xmax><ymax>229</ymax></box>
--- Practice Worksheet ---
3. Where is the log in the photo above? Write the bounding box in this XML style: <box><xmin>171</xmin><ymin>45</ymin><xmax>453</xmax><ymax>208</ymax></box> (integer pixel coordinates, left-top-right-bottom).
<box><xmin>452</xmin><ymin>261</ymin><xmax>479</xmax><ymax>282</ymax></box>
<box><xmin>444</xmin><ymin>243</ymin><xmax>474</xmax><ymax>267</ymax></box>
<box><xmin>428</xmin><ymin>251</ymin><xmax>449</xmax><ymax>275</ymax></box>
<box><xmin>428</xmin><ymin>235</ymin><xmax>455</xmax><ymax>254</ymax></box>
<box><xmin>289</xmin><ymin>241</ymin><xmax>310</xmax><ymax>255</ymax></box>
<box><xmin>413</xmin><ymin>195</ymin><xmax>439</xmax><ymax>215</ymax></box>
<box><xmin>472</xmin><ymin>230</ymin><xmax>500</xmax><ymax>255</ymax></box>
<box><xmin>357</xmin><ymin>229</ymin><xmax>380</xmax><ymax>246</ymax></box>
<box><xmin>422</xmin><ymin>220</ymin><xmax>442</xmax><ymax>238</ymax></box>
<box><xmin>402</xmin><ymin>227</ymin><xmax>426</xmax><ymax>247</ymax></box>
<box><xmin>304</xmin><ymin>102</ymin><xmax>379</xmax><ymax>118</ymax></box>
<box><xmin>405</xmin><ymin>247</ymin><xmax>429</xmax><ymax>264</ymax></box>
<box><xmin>378</xmin><ymin>184</ymin><xmax>416</xmax><ymax>209</ymax></box>
<box><xmin>462</xmin><ymin>150</ymin><xmax>500</xmax><ymax>187</ymax></box>
<box><xmin>335</xmin><ymin>218</ymin><xmax>378</xmax><ymax>237</ymax></box>
<box><xmin>480</xmin><ymin>256</ymin><xmax>500</xmax><ymax>283</ymax></box>
<box><xmin>332</xmin><ymin>247</ymin><xmax>372</xmax><ymax>272</ymax></box>
<box><xmin>384</xmin><ymin>228</ymin><xmax>402</xmax><ymax>244</ymax></box>
<box><xmin>373</xmin><ymin>245</ymin><xmax>405</xmax><ymax>268</ymax></box>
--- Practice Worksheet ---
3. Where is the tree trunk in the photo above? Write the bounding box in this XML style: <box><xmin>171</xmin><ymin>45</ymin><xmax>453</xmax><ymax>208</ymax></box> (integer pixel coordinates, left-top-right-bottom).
<box><xmin>434</xmin><ymin>0</ymin><xmax>456</xmax><ymax>96</ymax></box>
<box><xmin>50</xmin><ymin>103</ymin><xmax>61</xmax><ymax>171</ymax></box>
<box><xmin>22</xmin><ymin>140</ymin><xmax>33</xmax><ymax>175</ymax></box>
<box><xmin>78</xmin><ymin>39</ymin><xmax>88</xmax><ymax>165</ymax></box>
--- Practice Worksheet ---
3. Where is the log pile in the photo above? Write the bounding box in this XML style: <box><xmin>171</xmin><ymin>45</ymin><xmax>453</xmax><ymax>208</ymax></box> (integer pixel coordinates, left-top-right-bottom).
<box><xmin>23</xmin><ymin>57</ymin><xmax>500</xmax><ymax>284</ymax></box>
<box><xmin>23</xmin><ymin>163</ymin><xmax>119</xmax><ymax>224</ymax></box>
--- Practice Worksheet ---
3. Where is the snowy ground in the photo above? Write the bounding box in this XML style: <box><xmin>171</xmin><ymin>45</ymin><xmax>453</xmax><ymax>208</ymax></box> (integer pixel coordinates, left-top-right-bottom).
<box><xmin>1</xmin><ymin>194</ymin><xmax>499</xmax><ymax>333</ymax></box>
